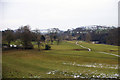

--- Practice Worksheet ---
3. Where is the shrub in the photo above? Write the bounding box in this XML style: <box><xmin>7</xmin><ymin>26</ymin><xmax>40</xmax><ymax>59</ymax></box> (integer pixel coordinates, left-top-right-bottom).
<box><xmin>45</xmin><ymin>44</ymin><xmax>51</xmax><ymax>50</ymax></box>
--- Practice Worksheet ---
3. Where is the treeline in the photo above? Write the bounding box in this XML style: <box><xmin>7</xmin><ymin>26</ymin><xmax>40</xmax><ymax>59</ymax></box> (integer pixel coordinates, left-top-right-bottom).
<box><xmin>65</xmin><ymin>27</ymin><xmax>120</xmax><ymax>46</ymax></box>
<box><xmin>1</xmin><ymin>25</ymin><xmax>119</xmax><ymax>50</ymax></box>
<box><xmin>2</xmin><ymin>25</ymin><xmax>61</xmax><ymax>50</ymax></box>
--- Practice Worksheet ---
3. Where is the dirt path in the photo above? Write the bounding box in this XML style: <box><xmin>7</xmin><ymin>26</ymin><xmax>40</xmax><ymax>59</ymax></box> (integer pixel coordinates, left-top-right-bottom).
<box><xmin>99</xmin><ymin>52</ymin><xmax>120</xmax><ymax>57</ymax></box>
<box><xmin>76</xmin><ymin>41</ymin><xmax>91</xmax><ymax>51</ymax></box>
<box><xmin>76</xmin><ymin>41</ymin><xmax>120</xmax><ymax>57</ymax></box>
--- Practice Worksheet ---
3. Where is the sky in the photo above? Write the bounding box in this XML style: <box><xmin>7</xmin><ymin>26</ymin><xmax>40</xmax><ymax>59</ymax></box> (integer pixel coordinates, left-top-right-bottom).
<box><xmin>0</xmin><ymin>0</ymin><xmax>119</xmax><ymax>31</ymax></box>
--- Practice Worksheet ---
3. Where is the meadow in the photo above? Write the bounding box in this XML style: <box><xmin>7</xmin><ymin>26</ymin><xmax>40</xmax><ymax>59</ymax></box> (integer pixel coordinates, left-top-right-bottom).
<box><xmin>2</xmin><ymin>41</ymin><xmax>119</xmax><ymax>78</ymax></box>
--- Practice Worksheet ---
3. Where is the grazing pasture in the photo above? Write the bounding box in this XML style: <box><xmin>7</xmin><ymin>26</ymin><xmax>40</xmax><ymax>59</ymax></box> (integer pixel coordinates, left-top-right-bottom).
<box><xmin>2</xmin><ymin>41</ymin><xmax>119</xmax><ymax>78</ymax></box>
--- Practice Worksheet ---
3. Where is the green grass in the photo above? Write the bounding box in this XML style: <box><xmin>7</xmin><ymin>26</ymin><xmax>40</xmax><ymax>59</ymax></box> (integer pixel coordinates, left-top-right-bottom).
<box><xmin>2</xmin><ymin>41</ymin><xmax>119</xmax><ymax>78</ymax></box>
<box><xmin>77</xmin><ymin>41</ymin><xmax>118</xmax><ymax>55</ymax></box>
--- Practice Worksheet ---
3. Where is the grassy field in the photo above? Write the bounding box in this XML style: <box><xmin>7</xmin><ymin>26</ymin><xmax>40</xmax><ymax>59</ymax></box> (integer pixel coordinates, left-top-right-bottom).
<box><xmin>2</xmin><ymin>41</ymin><xmax>119</xmax><ymax>78</ymax></box>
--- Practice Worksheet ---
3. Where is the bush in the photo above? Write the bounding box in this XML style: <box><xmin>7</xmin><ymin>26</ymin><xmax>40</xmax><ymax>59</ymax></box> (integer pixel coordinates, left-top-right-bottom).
<box><xmin>45</xmin><ymin>44</ymin><xmax>51</xmax><ymax>50</ymax></box>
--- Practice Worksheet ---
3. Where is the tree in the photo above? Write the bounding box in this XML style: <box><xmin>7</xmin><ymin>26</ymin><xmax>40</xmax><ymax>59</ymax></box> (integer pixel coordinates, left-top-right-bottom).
<box><xmin>57</xmin><ymin>37</ymin><xmax>61</xmax><ymax>45</ymax></box>
<box><xmin>41</xmin><ymin>35</ymin><xmax>46</xmax><ymax>42</ymax></box>
<box><xmin>17</xmin><ymin>25</ymin><xmax>33</xmax><ymax>49</ymax></box>
<box><xmin>118</xmin><ymin>27</ymin><xmax>120</xmax><ymax>46</ymax></box>
<box><xmin>53</xmin><ymin>35</ymin><xmax>57</xmax><ymax>41</ymax></box>
<box><xmin>106</xmin><ymin>28</ymin><xmax>118</xmax><ymax>45</ymax></box>
<box><xmin>48</xmin><ymin>28</ymin><xmax>60</xmax><ymax>44</ymax></box>
<box><xmin>85</xmin><ymin>33</ymin><xmax>91</xmax><ymax>42</ymax></box>
<box><xmin>33</xmin><ymin>29</ymin><xmax>41</xmax><ymax>51</ymax></box>
<box><xmin>50</xmin><ymin>34</ymin><xmax>54</xmax><ymax>45</ymax></box>
<box><xmin>2</xmin><ymin>29</ymin><xmax>15</xmax><ymax>47</ymax></box>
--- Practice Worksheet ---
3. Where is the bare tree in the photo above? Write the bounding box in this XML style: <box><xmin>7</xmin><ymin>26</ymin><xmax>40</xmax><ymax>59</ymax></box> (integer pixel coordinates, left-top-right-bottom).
<box><xmin>85</xmin><ymin>33</ymin><xmax>91</xmax><ymax>42</ymax></box>
<box><xmin>106</xmin><ymin>28</ymin><xmax>118</xmax><ymax>45</ymax></box>
<box><xmin>47</xmin><ymin>28</ymin><xmax>60</xmax><ymax>44</ymax></box>
<box><xmin>17</xmin><ymin>25</ymin><xmax>33</xmax><ymax>49</ymax></box>
<box><xmin>33</xmin><ymin>29</ymin><xmax>41</xmax><ymax>51</ymax></box>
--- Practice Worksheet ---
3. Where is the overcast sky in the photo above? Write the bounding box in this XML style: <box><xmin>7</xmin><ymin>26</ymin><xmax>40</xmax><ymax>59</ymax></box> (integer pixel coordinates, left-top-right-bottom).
<box><xmin>0</xmin><ymin>0</ymin><xmax>119</xmax><ymax>30</ymax></box>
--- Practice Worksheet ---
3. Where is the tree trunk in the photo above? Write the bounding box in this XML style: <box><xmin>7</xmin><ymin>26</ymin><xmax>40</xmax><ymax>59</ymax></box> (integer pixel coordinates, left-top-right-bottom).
<box><xmin>38</xmin><ymin>41</ymin><xmax>40</xmax><ymax>51</ymax></box>
<box><xmin>8</xmin><ymin>41</ymin><xmax>11</xmax><ymax>48</ymax></box>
